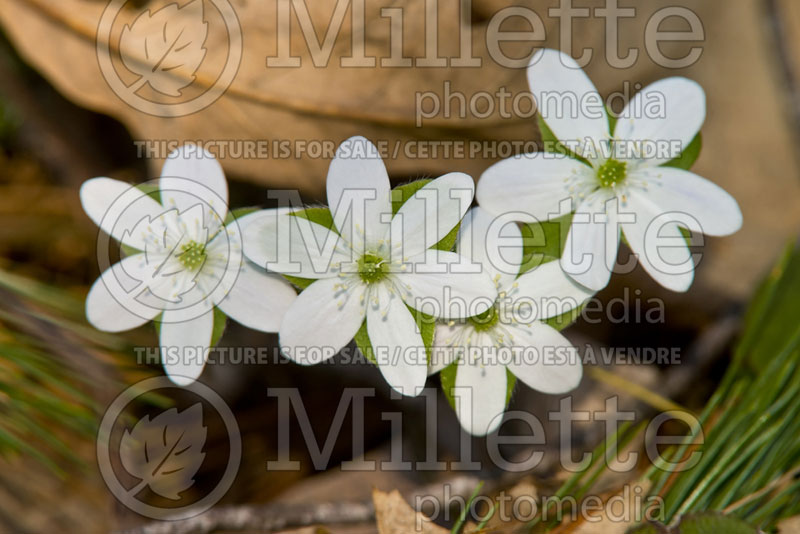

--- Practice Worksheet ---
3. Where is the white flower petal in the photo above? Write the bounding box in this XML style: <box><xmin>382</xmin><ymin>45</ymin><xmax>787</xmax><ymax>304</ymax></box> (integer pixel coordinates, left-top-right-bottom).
<box><xmin>615</xmin><ymin>78</ymin><xmax>705</xmax><ymax>168</ymax></box>
<box><xmin>389</xmin><ymin>173</ymin><xmax>474</xmax><ymax>259</ymax></box>
<box><xmin>160</xmin><ymin>144</ymin><xmax>228</xmax><ymax>220</ymax></box>
<box><xmin>85</xmin><ymin>254</ymin><xmax>162</xmax><ymax>332</ymax></box>
<box><xmin>513</xmin><ymin>261</ymin><xmax>594</xmax><ymax>321</ymax></box>
<box><xmin>429</xmin><ymin>322</ymin><xmax>461</xmax><ymax>375</ymax></box>
<box><xmin>397</xmin><ymin>250</ymin><xmax>495</xmax><ymax>319</ymax></box>
<box><xmin>457</xmin><ymin>206</ymin><xmax>524</xmax><ymax>289</ymax></box>
<box><xmin>477</xmin><ymin>153</ymin><xmax>593</xmax><ymax>223</ymax></box>
<box><xmin>240</xmin><ymin>208</ymin><xmax>351</xmax><ymax>278</ymax></box>
<box><xmin>621</xmin><ymin>195</ymin><xmax>695</xmax><ymax>292</ymax></box>
<box><xmin>628</xmin><ymin>167</ymin><xmax>742</xmax><ymax>237</ymax></box>
<box><xmin>160</xmin><ymin>307</ymin><xmax>214</xmax><ymax>386</ymax></box>
<box><xmin>217</xmin><ymin>264</ymin><xmax>296</xmax><ymax>332</ymax></box>
<box><xmin>326</xmin><ymin>136</ymin><xmax>392</xmax><ymax>249</ymax></box>
<box><xmin>80</xmin><ymin>177</ymin><xmax>165</xmax><ymax>250</ymax></box>
<box><xmin>506</xmin><ymin>322</ymin><xmax>582</xmax><ymax>394</ymax></box>
<box><xmin>196</xmin><ymin>225</ymin><xmax>243</xmax><ymax>304</ymax></box>
<box><xmin>528</xmin><ymin>48</ymin><xmax>610</xmax><ymax>155</ymax></box>
<box><xmin>279</xmin><ymin>277</ymin><xmax>366</xmax><ymax>365</ymax></box>
<box><xmin>561</xmin><ymin>190</ymin><xmax>620</xmax><ymax>291</ymax></box>
<box><xmin>453</xmin><ymin>333</ymin><xmax>507</xmax><ymax>436</ymax></box>
<box><xmin>367</xmin><ymin>283</ymin><xmax>428</xmax><ymax>397</ymax></box>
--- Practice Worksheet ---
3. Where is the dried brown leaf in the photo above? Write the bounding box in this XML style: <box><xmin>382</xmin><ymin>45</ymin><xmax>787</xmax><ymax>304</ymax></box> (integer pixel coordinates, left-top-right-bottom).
<box><xmin>373</xmin><ymin>488</ymin><xmax>448</xmax><ymax>534</ymax></box>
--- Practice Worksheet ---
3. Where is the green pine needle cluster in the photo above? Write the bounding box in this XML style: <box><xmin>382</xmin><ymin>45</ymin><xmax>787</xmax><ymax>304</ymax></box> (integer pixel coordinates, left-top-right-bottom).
<box><xmin>0</xmin><ymin>268</ymin><xmax>104</xmax><ymax>474</ymax></box>
<box><xmin>529</xmin><ymin>240</ymin><xmax>800</xmax><ymax>532</ymax></box>
<box><xmin>645</xmin><ymin>242</ymin><xmax>800</xmax><ymax>530</ymax></box>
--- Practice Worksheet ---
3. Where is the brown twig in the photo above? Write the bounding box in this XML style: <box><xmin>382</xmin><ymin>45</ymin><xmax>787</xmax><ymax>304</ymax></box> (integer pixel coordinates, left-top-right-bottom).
<box><xmin>722</xmin><ymin>465</ymin><xmax>800</xmax><ymax>515</ymax></box>
<box><xmin>117</xmin><ymin>475</ymin><xmax>486</xmax><ymax>534</ymax></box>
<box><xmin>116</xmin><ymin>501</ymin><xmax>376</xmax><ymax>534</ymax></box>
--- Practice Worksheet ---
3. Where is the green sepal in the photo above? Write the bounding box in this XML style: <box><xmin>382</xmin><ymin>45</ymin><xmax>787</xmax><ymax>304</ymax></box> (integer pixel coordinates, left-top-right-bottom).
<box><xmin>537</xmin><ymin>115</ymin><xmax>590</xmax><ymax>166</ymax></box>
<box><xmin>283</xmin><ymin>275</ymin><xmax>315</xmax><ymax>290</ymax></box>
<box><xmin>210</xmin><ymin>306</ymin><xmax>228</xmax><ymax>346</ymax></box>
<box><xmin>440</xmin><ymin>363</ymin><xmax>517</xmax><ymax>413</ymax></box>
<box><xmin>134</xmin><ymin>182</ymin><xmax>161</xmax><ymax>204</ymax></box>
<box><xmin>544</xmin><ymin>303</ymin><xmax>586</xmax><ymax>332</ymax></box>
<box><xmin>353</xmin><ymin>305</ymin><xmax>436</xmax><ymax>366</ymax></box>
<box><xmin>282</xmin><ymin>207</ymin><xmax>337</xmax><ymax>289</ymax></box>
<box><xmin>353</xmin><ymin>322</ymin><xmax>376</xmax><ymax>364</ymax></box>
<box><xmin>440</xmin><ymin>362</ymin><xmax>457</xmax><ymax>410</ymax></box>
<box><xmin>225</xmin><ymin>206</ymin><xmax>259</xmax><ymax>224</ymax></box>
<box><xmin>390</xmin><ymin>179</ymin><xmax>460</xmax><ymax>252</ymax></box>
<box><xmin>519</xmin><ymin>213</ymin><xmax>573</xmax><ymax>275</ymax></box>
<box><xmin>120</xmin><ymin>243</ymin><xmax>141</xmax><ymax>258</ymax></box>
<box><xmin>607</xmin><ymin>107</ymin><xmax>618</xmax><ymax>136</ymax></box>
<box><xmin>153</xmin><ymin>306</ymin><xmax>227</xmax><ymax>350</ymax></box>
<box><xmin>663</xmin><ymin>134</ymin><xmax>702</xmax><ymax>171</ymax></box>
<box><xmin>289</xmin><ymin>205</ymin><xmax>337</xmax><ymax>231</ymax></box>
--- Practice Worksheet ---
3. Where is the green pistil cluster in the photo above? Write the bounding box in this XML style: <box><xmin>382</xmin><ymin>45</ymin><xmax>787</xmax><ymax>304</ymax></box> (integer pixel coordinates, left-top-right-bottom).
<box><xmin>597</xmin><ymin>159</ymin><xmax>627</xmax><ymax>188</ymax></box>
<box><xmin>358</xmin><ymin>253</ymin><xmax>387</xmax><ymax>284</ymax></box>
<box><xmin>468</xmin><ymin>305</ymin><xmax>500</xmax><ymax>332</ymax></box>
<box><xmin>178</xmin><ymin>241</ymin><xmax>207</xmax><ymax>271</ymax></box>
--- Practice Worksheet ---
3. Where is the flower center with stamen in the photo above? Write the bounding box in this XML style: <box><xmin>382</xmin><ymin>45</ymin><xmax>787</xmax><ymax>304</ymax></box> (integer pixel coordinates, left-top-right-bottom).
<box><xmin>178</xmin><ymin>241</ymin><xmax>207</xmax><ymax>271</ymax></box>
<box><xmin>596</xmin><ymin>159</ymin><xmax>627</xmax><ymax>188</ymax></box>
<box><xmin>357</xmin><ymin>253</ymin><xmax>386</xmax><ymax>284</ymax></box>
<box><xmin>468</xmin><ymin>305</ymin><xmax>500</xmax><ymax>332</ymax></box>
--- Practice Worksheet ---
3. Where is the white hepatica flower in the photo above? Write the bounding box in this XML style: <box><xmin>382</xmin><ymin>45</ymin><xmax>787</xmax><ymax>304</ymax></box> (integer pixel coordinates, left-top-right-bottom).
<box><xmin>81</xmin><ymin>145</ymin><xmax>296</xmax><ymax>385</ymax></box>
<box><xmin>241</xmin><ymin>136</ymin><xmax>496</xmax><ymax>397</ymax></box>
<box><xmin>478</xmin><ymin>48</ymin><xmax>742</xmax><ymax>292</ymax></box>
<box><xmin>431</xmin><ymin>207</ymin><xmax>593</xmax><ymax>436</ymax></box>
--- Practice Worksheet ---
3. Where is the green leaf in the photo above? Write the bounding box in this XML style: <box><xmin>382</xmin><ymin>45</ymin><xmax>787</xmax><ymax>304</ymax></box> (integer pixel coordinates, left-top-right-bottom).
<box><xmin>519</xmin><ymin>213</ymin><xmax>573</xmax><ymax>275</ymax></box>
<box><xmin>663</xmin><ymin>134</ymin><xmax>702</xmax><ymax>171</ymax></box>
